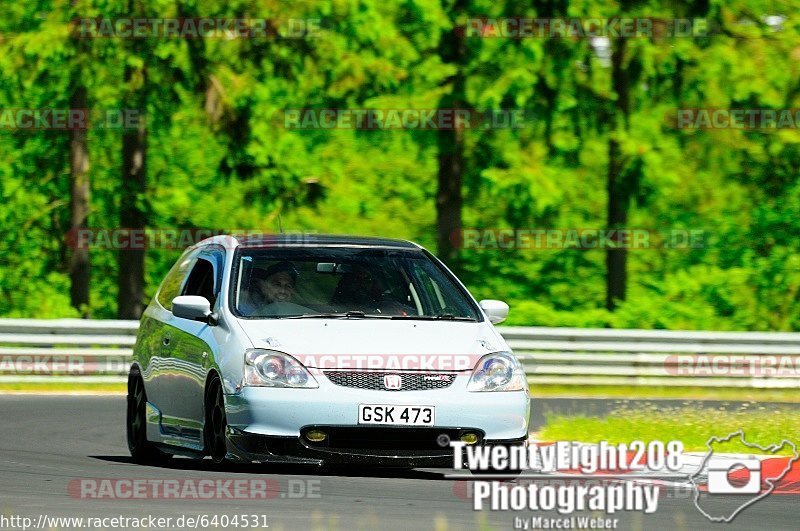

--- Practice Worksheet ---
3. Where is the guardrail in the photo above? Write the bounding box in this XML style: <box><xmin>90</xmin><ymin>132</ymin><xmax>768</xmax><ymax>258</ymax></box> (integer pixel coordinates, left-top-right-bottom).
<box><xmin>0</xmin><ymin>319</ymin><xmax>136</xmax><ymax>384</ymax></box>
<box><xmin>1</xmin><ymin>319</ymin><xmax>799</xmax><ymax>387</ymax></box>
<box><xmin>502</xmin><ymin>327</ymin><xmax>800</xmax><ymax>388</ymax></box>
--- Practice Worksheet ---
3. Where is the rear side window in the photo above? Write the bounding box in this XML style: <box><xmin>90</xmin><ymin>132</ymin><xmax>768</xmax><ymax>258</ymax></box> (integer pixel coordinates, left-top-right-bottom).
<box><xmin>182</xmin><ymin>258</ymin><xmax>217</xmax><ymax>306</ymax></box>
<box><xmin>156</xmin><ymin>252</ymin><xmax>195</xmax><ymax>311</ymax></box>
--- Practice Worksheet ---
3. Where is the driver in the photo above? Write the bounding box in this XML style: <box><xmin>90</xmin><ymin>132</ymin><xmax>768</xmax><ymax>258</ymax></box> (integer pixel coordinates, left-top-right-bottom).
<box><xmin>331</xmin><ymin>263</ymin><xmax>381</xmax><ymax>307</ymax></box>
<box><xmin>331</xmin><ymin>263</ymin><xmax>411</xmax><ymax>316</ymax></box>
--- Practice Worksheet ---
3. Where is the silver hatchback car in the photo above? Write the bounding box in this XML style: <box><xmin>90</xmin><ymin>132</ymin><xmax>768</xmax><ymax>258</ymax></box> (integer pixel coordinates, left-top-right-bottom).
<box><xmin>127</xmin><ymin>234</ymin><xmax>529</xmax><ymax>468</ymax></box>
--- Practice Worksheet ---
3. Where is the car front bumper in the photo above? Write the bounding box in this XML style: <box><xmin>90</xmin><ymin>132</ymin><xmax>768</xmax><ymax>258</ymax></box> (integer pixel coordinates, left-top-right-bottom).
<box><xmin>225</xmin><ymin>427</ymin><xmax>527</xmax><ymax>467</ymax></box>
<box><xmin>223</xmin><ymin>375</ymin><xmax>530</xmax><ymax>466</ymax></box>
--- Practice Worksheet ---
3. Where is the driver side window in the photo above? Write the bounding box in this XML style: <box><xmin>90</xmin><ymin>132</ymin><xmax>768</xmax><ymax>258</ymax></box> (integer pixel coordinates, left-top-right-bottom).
<box><xmin>182</xmin><ymin>257</ymin><xmax>217</xmax><ymax>307</ymax></box>
<box><xmin>156</xmin><ymin>251</ymin><xmax>196</xmax><ymax>311</ymax></box>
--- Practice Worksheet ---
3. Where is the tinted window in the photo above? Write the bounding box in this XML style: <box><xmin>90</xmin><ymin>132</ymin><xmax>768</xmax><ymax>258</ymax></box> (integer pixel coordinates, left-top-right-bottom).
<box><xmin>156</xmin><ymin>251</ymin><xmax>196</xmax><ymax>311</ymax></box>
<box><xmin>231</xmin><ymin>247</ymin><xmax>480</xmax><ymax>320</ymax></box>
<box><xmin>182</xmin><ymin>258</ymin><xmax>216</xmax><ymax>306</ymax></box>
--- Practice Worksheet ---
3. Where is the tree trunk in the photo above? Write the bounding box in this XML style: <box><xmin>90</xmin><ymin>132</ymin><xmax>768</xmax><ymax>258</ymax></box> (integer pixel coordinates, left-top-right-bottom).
<box><xmin>435</xmin><ymin>2</ymin><xmax>467</xmax><ymax>265</ymax></box>
<box><xmin>117</xmin><ymin>66</ymin><xmax>147</xmax><ymax>319</ymax></box>
<box><xmin>606</xmin><ymin>138</ymin><xmax>627</xmax><ymax>310</ymax></box>
<box><xmin>605</xmin><ymin>39</ymin><xmax>630</xmax><ymax>311</ymax></box>
<box><xmin>69</xmin><ymin>85</ymin><xmax>90</xmax><ymax>317</ymax></box>
<box><xmin>436</xmin><ymin>122</ymin><xmax>464</xmax><ymax>264</ymax></box>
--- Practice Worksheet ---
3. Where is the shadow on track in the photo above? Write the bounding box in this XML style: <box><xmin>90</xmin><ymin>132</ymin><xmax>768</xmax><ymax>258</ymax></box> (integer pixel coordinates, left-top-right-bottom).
<box><xmin>89</xmin><ymin>455</ymin><xmax>448</xmax><ymax>481</ymax></box>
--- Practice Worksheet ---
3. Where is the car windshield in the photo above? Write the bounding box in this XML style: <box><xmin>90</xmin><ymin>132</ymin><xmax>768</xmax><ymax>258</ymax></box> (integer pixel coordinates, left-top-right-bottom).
<box><xmin>231</xmin><ymin>247</ymin><xmax>481</xmax><ymax>321</ymax></box>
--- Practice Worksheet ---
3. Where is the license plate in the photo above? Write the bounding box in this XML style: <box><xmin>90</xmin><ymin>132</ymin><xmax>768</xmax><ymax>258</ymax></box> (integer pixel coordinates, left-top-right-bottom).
<box><xmin>358</xmin><ymin>404</ymin><xmax>435</xmax><ymax>426</ymax></box>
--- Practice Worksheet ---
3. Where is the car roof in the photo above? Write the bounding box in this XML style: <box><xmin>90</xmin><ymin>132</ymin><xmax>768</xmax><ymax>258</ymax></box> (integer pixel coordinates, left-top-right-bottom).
<box><xmin>233</xmin><ymin>233</ymin><xmax>422</xmax><ymax>250</ymax></box>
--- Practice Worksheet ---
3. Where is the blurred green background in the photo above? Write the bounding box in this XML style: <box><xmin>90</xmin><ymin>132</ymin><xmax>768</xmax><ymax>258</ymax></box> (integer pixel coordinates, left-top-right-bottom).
<box><xmin>1</xmin><ymin>0</ymin><xmax>799</xmax><ymax>330</ymax></box>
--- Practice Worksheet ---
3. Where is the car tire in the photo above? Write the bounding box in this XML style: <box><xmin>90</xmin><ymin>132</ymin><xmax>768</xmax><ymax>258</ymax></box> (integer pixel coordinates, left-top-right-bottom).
<box><xmin>127</xmin><ymin>371</ymin><xmax>170</xmax><ymax>464</ymax></box>
<box><xmin>204</xmin><ymin>375</ymin><xmax>229</xmax><ymax>465</ymax></box>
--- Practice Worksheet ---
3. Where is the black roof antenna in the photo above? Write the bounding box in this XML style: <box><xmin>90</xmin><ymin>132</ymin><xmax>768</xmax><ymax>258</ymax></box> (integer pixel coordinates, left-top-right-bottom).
<box><xmin>277</xmin><ymin>215</ymin><xmax>284</xmax><ymax>234</ymax></box>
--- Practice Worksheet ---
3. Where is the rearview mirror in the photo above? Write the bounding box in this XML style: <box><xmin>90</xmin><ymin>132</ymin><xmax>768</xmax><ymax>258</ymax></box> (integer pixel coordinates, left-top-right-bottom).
<box><xmin>479</xmin><ymin>299</ymin><xmax>509</xmax><ymax>324</ymax></box>
<box><xmin>172</xmin><ymin>295</ymin><xmax>213</xmax><ymax>323</ymax></box>
<box><xmin>316</xmin><ymin>262</ymin><xmax>352</xmax><ymax>274</ymax></box>
<box><xmin>316</xmin><ymin>262</ymin><xmax>336</xmax><ymax>273</ymax></box>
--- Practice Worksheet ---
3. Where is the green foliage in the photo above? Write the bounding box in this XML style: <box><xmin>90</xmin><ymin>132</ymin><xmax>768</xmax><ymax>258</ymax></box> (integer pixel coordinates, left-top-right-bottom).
<box><xmin>0</xmin><ymin>0</ymin><xmax>798</xmax><ymax>330</ymax></box>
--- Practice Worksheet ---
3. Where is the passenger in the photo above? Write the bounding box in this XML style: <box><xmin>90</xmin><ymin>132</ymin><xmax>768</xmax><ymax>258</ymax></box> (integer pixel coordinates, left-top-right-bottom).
<box><xmin>240</xmin><ymin>261</ymin><xmax>299</xmax><ymax>315</ymax></box>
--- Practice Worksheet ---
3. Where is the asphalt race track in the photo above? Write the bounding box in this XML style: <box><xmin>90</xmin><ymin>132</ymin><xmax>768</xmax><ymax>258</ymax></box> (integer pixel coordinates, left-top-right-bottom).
<box><xmin>0</xmin><ymin>396</ymin><xmax>796</xmax><ymax>530</ymax></box>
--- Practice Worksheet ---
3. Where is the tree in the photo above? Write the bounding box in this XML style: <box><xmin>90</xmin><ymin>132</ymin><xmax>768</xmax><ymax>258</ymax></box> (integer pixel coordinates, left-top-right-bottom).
<box><xmin>68</xmin><ymin>0</ymin><xmax>90</xmax><ymax>316</ymax></box>
<box><xmin>605</xmin><ymin>37</ymin><xmax>635</xmax><ymax>310</ymax></box>
<box><xmin>117</xmin><ymin>0</ymin><xmax>149</xmax><ymax>319</ymax></box>
<box><xmin>435</xmin><ymin>0</ymin><xmax>467</xmax><ymax>264</ymax></box>
<box><xmin>117</xmin><ymin>68</ymin><xmax>148</xmax><ymax>319</ymax></box>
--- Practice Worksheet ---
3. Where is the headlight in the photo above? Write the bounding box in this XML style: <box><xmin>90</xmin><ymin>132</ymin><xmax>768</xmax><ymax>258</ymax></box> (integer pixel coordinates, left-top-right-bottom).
<box><xmin>467</xmin><ymin>351</ymin><xmax>526</xmax><ymax>392</ymax></box>
<box><xmin>244</xmin><ymin>349</ymin><xmax>318</xmax><ymax>388</ymax></box>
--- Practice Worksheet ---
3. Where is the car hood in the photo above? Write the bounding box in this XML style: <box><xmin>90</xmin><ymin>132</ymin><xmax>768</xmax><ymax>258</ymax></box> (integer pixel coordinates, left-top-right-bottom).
<box><xmin>234</xmin><ymin>318</ymin><xmax>506</xmax><ymax>371</ymax></box>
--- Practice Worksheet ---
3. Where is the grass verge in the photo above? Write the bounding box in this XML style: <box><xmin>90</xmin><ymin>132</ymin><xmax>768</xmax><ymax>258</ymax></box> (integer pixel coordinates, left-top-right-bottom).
<box><xmin>539</xmin><ymin>404</ymin><xmax>800</xmax><ymax>455</ymax></box>
<box><xmin>0</xmin><ymin>382</ymin><xmax>125</xmax><ymax>393</ymax></box>
<box><xmin>531</xmin><ymin>384</ymin><xmax>800</xmax><ymax>403</ymax></box>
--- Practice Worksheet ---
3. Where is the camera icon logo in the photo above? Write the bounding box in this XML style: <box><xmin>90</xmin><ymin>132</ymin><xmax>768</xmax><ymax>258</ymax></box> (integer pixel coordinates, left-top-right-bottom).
<box><xmin>689</xmin><ymin>429</ymin><xmax>800</xmax><ymax>522</ymax></box>
<box><xmin>707</xmin><ymin>456</ymin><xmax>761</xmax><ymax>494</ymax></box>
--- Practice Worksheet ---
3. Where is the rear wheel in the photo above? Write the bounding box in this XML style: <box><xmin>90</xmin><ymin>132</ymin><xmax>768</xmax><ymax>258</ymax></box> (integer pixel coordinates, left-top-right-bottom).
<box><xmin>204</xmin><ymin>375</ymin><xmax>229</xmax><ymax>464</ymax></box>
<box><xmin>126</xmin><ymin>371</ymin><xmax>170</xmax><ymax>464</ymax></box>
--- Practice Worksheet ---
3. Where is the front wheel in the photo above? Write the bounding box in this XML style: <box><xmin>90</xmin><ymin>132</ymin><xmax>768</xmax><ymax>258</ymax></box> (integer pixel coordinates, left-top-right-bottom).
<box><xmin>126</xmin><ymin>371</ymin><xmax>170</xmax><ymax>464</ymax></box>
<box><xmin>204</xmin><ymin>376</ymin><xmax>229</xmax><ymax>464</ymax></box>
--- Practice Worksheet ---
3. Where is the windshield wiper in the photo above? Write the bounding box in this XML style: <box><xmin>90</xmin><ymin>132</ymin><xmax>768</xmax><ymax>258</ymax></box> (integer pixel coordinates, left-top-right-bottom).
<box><xmin>281</xmin><ymin>311</ymin><xmax>474</xmax><ymax>321</ymax></box>
<box><xmin>283</xmin><ymin>311</ymin><xmax>390</xmax><ymax>319</ymax></box>
<box><xmin>389</xmin><ymin>314</ymin><xmax>475</xmax><ymax>321</ymax></box>
<box><xmin>435</xmin><ymin>314</ymin><xmax>475</xmax><ymax>321</ymax></box>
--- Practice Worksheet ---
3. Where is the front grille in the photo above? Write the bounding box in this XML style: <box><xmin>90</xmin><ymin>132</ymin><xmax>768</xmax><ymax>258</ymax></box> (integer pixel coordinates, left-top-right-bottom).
<box><xmin>323</xmin><ymin>370</ymin><xmax>457</xmax><ymax>391</ymax></box>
